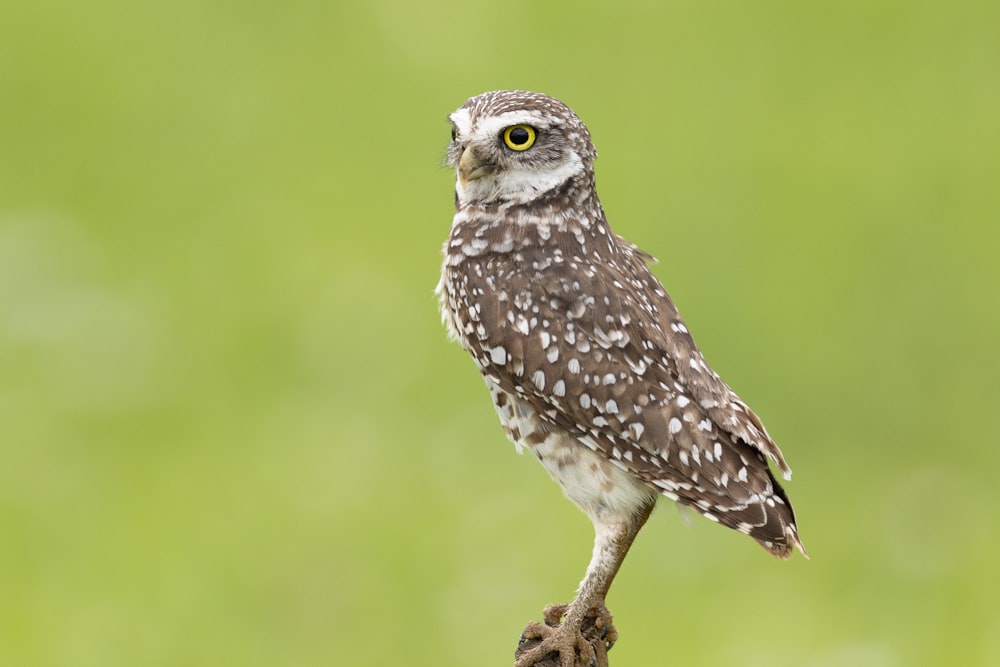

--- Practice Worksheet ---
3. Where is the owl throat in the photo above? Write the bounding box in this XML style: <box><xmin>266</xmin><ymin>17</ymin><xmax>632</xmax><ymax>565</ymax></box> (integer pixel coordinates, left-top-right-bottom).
<box><xmin>448</xmin><ymin>171</ymin><xmax>611</xmax><ymax>263</ymax></box>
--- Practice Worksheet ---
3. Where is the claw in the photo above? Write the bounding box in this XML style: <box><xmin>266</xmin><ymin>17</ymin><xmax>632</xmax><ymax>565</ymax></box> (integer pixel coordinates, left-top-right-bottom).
<box><xmin>591</xmin><ymin>606</ymin><xmax>617</xmax><ymax>650</ymax></box>
<box><xmin>518</xmin><ymin>621</ymin><xmax>551</xmax><ymax>647</ymax></box>
<box><xmin>542</xmin><ymin>604</ymin><xmax>569</xmax><ymax>627</ymax></box>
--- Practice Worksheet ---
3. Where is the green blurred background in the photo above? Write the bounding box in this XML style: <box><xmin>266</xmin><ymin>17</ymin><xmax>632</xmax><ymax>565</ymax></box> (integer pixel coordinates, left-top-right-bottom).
<box><xmin>1</xmin><ymin>1</ymin><xmax>997</xmax><ymax>665</ymax></box>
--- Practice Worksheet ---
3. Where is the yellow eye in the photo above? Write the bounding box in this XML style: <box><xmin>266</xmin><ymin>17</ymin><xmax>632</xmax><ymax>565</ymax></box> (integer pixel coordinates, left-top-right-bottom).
<box><xmin>502</xmin><ymin>125</ymin><xmax>537</xmax><ymax>151</ymax></box>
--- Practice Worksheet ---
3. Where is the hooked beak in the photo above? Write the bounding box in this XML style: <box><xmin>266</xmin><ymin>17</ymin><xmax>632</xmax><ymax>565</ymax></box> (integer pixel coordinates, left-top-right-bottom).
<box><xmin>458</xmin><ymin>148</ymin><xmax>496</xmax><ymax>185</ymax></box>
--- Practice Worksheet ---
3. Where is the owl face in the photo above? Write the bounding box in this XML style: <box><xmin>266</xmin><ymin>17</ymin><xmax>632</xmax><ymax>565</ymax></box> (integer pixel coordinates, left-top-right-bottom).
<box><xmin>447</xmin><ymin>90</ymin><xmax>596</xmax><ymax>206</ymax></box>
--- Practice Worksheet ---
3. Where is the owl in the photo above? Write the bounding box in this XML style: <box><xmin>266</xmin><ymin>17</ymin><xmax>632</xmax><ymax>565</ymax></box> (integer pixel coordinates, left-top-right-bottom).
<box><xmin>437</xmin><ymin>90</ymin><xmax>806</xmax><ymax>667</ymax></box>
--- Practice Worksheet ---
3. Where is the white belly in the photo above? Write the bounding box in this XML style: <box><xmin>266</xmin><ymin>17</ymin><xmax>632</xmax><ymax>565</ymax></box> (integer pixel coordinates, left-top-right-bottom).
<box><xmin>530</xmin><ymin>430</ymin><xmax>656</xmax><ymax>523</ymax></box>
<box><xmin>484</xmin><ymin>376</ymin><xmax>656</xmax><ymax>524</ymax></box>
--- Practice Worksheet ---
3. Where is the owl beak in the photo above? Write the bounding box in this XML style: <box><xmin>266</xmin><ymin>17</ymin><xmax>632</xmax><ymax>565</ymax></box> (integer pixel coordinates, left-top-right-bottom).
<box><xmin>458</xmin><ymin>148</ymin><xmax>496</xmax><ymax>185</ymax></box>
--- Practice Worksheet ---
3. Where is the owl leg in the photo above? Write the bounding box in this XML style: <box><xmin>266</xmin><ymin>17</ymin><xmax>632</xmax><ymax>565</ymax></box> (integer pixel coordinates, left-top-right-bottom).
<box><xmin>514</xmin><ymin>499</ymin><xmax>656</xmax><ymax>667</ymax></box>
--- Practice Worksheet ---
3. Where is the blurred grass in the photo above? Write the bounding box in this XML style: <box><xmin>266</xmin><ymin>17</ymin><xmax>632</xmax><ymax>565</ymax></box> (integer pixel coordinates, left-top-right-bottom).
<box><xmin>1</xmin><ymin>0</ymin><xmax>998</xmax><ymax>665</ymax></box>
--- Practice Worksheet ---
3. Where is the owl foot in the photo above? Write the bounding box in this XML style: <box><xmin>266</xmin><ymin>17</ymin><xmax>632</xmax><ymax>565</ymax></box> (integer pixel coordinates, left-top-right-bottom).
<box><xmin>514</xmin><ymin>603</ymin><xmax>617</xmax><ymax>667</ymax></box>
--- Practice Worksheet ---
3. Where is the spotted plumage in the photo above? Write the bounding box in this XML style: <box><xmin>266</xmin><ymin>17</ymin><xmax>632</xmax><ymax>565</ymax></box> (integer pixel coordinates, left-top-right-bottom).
<box><xmin>437</xmin><ymin>90</ymin><xmax>805</xmax><ymax>666</ymax></box>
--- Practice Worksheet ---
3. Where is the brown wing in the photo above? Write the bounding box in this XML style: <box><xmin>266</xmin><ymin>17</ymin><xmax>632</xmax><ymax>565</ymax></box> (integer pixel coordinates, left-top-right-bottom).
<box><xmin>456</xmin><ymin>235</ymin><xmax>804</xmax><ymax>557</ymax></box>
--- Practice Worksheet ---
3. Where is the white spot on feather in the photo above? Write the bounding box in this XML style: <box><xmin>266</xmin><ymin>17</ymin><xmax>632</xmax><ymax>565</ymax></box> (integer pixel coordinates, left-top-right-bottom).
<box><xmin>532</xmin><ymin>370</ymin><xmax>545</xmax><ymax>391</ymax></box>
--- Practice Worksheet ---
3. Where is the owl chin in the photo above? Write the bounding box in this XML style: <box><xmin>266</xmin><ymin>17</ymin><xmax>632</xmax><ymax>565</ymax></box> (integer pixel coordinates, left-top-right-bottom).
<box><xmin>456</xmin><ymin>161</ymin><xmax>585</xmax><ymax>207</ymax></box>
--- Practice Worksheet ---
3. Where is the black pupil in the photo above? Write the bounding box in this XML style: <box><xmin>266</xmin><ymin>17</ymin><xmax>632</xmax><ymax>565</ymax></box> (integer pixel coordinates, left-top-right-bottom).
<box><xmin>509</xmin><ymin>127</ymin><xmax>530</xmax><ymax>145</ymax></box>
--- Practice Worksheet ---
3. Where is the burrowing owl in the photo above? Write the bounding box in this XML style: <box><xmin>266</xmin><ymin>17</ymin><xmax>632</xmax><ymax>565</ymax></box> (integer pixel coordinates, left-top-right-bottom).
<box><xmin>437</xmin><ymin>90</ymin><xmax>806</xmax><ymax>667</ymax></box>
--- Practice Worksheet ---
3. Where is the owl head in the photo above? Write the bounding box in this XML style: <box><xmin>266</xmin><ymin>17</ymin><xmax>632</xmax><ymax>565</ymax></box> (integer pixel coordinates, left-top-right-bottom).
<box><xmin>447</xmin><ymin>90</ymin><xmax>597</xmax><ymax>206</ymax></box>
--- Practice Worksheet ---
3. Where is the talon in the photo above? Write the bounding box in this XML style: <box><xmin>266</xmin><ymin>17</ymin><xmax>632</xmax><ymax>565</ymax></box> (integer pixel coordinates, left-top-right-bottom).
<box><xmin>519</xmin><ymin>620</ymin><xmax>552</xmax><ymax>646</ymax></box>
<box><xmin>542</xmin><ymin>603</ymin><xmax>568</xmax><ymax>627</ymax></box>
<box><xmin>589</xmin><ymin>604</ymin><xmax>617</xmax><ymax>650</ymax></box>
